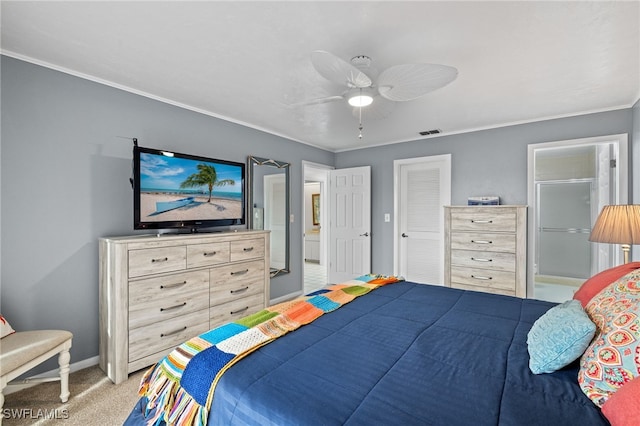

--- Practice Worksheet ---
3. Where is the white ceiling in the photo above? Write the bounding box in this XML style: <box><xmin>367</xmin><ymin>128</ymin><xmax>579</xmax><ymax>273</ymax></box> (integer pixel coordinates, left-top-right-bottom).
<box><xmin>2</xmin><ymin>1</ymin><xmax>639</xmax><ymax>152</ymax></box>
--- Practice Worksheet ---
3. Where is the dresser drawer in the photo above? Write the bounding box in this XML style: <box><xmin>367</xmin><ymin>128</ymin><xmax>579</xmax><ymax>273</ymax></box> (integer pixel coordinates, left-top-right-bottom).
<box><xmin>450</xmin><ymin>232</ymin><xmax>516</xmax><ymax>253</ymax></box>
<box><xmin>210</xmin><ymin>265</ymin><xmax>264</xmax><ymax>308</ymax></box>
<box><xmin>230</xmin><ymin>238</ymin><xmax>265</xmax><ymax>262</ymax></box>
<box><xmin>129</xmin><ymin>270</ymin><xmax>209</xmax><ymax>329</ymax></box>
<box><xmin>209</xmin><ymin>292</ymin><xmax>265</xmax><ymax>328</ymax></box>
<box><xmin>450</xmin><ymin>267</ymin><xmax>516</xmax><ymax>291</ymax></box>
<box><xmin>450</xmin><ymin>209</ymin><xmax>516</xmax><ymax>232</ymax></box>
<box><xmin>128</xmin><ymin>246</ymin><xmax>186</xmax><ymax>278</ymax></box>
<box><xmin>210</xmin><ymin>259</ymin><xmax>265</xmax><ymax>300</ymax></box>
<box><xmin>129</xmin><ymin>309</ymin><xmax>209</xmax><ymax>362</ymax></box>
<box><xmin>450</xmin><ymin>249</ymin><xmax>516</xmax><ymax>272</ymax></box>
<box><xmin>187</xmin><ymin>242</ymin><xmax>230</xmax><ymax>268</ymax></box>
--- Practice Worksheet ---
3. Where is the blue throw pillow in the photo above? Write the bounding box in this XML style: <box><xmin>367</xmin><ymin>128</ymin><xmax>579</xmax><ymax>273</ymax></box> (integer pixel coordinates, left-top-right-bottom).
<box><xmin>527</xmin><ymin>299</ymin><xmax>596</xmax><ymax>374</ymax></box>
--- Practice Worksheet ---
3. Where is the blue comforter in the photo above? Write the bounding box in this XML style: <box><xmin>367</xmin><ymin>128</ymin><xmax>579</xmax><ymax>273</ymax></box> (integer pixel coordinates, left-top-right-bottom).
<box><xmin>125</xmin><ymin>282</ymin><xmax>608</xmax><ymax>425</ymax></box>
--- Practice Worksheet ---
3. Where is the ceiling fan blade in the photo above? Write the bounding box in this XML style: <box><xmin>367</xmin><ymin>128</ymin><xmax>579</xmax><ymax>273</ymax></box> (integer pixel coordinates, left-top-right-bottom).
<box><xmin>311</xmin><ymin>50</ymin><xmax>372</xmax><ymax>88</ymax></box>
<box><xmin>287</xmin><ymin>95</ymin><xmax>345</xmax><ymax>108</ymax></box>
<box><xmin>377</xmin><ymin>63</ymin><xmax>458</xmax><ymax>101</ymax></box>
<box><xmin>352</xmin><ymin>96</ymin><xmax>396</xmax><ymax>121</ymax></box>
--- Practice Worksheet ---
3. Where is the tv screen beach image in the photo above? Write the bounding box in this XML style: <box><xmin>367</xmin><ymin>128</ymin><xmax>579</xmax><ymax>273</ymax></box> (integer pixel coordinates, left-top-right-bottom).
<box><xmin>139</xmin><ymin>153</ymin><xmax>243</xmax><ymax>222</ymax></box>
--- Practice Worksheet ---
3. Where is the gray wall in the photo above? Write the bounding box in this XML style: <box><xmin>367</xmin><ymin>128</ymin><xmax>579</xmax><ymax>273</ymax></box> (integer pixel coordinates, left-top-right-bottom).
<box><xmin>336</xmin><ymin>109</ymin><xmax>635</xmax><ymax>274</ymax></box>
<box><xmin>0</xmin><ymin>56</ymin><xmax>333</xmax><ymax>372</ymax></box>
<box><xmin>1</xmin><ymin>55</ymin><xmax>637</xmax><ymax>373</ymax></box>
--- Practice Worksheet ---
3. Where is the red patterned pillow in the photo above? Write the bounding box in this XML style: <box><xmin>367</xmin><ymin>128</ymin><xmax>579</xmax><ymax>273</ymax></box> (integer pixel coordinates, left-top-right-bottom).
<box><xmin>578</xmin><ymin>269</ymin><xmax>640</xmax><ymax>407</ymax></box>
<box><xmin>573</xmin><ymin>262</ymin><xmax>640</xmax><ymax>307</ymax></box>
<box><xmin>601</xmin><ymin>376</ymin><xmax>640</xmax><ymax>426</ymax></box>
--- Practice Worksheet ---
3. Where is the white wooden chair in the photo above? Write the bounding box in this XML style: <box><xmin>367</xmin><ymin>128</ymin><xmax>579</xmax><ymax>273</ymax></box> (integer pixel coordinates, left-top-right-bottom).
<box><xmin>0</xmin><ymin>330</ymin><xmax>73</xmax><ymax>423</ymax></box>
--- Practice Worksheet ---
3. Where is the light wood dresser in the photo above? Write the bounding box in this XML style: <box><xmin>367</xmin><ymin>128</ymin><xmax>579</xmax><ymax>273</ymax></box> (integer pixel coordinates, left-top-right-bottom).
<box><xmin>444</xmin><ymin>205</ymin><xmax>527</xmax><ymax>297</ymax></box>
<box><xmin>99</xmin><ymin>230</ymin><xmax>270</xmax><ymax>384</ymax></box>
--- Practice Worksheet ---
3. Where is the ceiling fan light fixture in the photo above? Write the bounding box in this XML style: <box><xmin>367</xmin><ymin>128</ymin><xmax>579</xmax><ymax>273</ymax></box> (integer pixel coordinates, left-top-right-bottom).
<box><xmin>348</xmin><ymin>94</ymin><xmax>373</xmax><ymax>107</ymax></box>
<box><xmin>348</xmin><ymin>88</ymin><xmax>374</xmax><ymax>107</ymax></box>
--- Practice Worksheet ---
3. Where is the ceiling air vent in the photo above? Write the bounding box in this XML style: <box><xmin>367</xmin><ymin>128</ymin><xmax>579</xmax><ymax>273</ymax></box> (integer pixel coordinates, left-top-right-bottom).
<box><xmin>419</xmin><ymin>129</ymin><xmax>441</xmax><ymax>136</ymax></box>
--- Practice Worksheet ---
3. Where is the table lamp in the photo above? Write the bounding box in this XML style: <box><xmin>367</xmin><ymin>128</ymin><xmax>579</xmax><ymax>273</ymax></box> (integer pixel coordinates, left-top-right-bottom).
<box><xmin>589</xmin><ymin>205</ymin><xmax>640</xmax><ymax>264</ymax></box>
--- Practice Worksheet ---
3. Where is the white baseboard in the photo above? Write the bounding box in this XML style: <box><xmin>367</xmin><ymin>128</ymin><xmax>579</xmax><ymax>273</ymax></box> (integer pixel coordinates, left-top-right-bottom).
<box><xmin>3</xmin><ymin>356</ymin><xmax>99</xmax><ymax>395</ymax></box>
<box><xmin>270</xmin><ymin>290</ymin><xmax>302</xmax><ymax>305</ymax></box>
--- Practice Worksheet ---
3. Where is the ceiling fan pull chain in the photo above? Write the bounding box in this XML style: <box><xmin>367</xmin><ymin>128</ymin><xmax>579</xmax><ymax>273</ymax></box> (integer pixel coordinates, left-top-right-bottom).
<box><xmin>358</xmin><ymin>99</ymin><xmax>364</xmax><ymax>139</ymax></box>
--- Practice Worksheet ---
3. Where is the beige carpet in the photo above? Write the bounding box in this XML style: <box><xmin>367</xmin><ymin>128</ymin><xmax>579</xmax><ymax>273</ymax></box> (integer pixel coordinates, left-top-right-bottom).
<box><xmin>2</xmin><ymin>365</ymin><xmax>146</xmax><ymax>425</ymax></box>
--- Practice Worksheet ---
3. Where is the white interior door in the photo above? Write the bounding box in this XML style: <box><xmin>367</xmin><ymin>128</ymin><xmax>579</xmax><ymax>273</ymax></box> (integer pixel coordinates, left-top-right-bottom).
<box><xmin>394</xmin><ymin>155</ymin><xmax>451</xmax><ymax>284</ymax></box>
<box><xmin>264</xmin><ymin>174</ymin><xmax>286</xmax><ymax>269</ymax></box>
<box><xmin>328</xmin><ymin>166</ymin><xmax>371</xmax><ymax>283</ymax></box>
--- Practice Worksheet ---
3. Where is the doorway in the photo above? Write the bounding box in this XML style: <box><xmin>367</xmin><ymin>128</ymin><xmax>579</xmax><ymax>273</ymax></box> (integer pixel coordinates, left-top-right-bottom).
<box><xmin>527</xmin><ymin>134</ymin><xmax>629</xmax><ymax>302</ymax></box>
<box><xmin>302</xmin><ymin>161</ymin><xmax>331</xmax><ymax>294</ymax></box>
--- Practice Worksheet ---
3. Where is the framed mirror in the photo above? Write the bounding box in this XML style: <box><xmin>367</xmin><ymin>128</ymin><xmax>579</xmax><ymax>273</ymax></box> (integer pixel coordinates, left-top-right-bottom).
<box><xmin>247</xmin><ymin>156</ymin><xmax>290</xmax><ymax>277</ymax></box>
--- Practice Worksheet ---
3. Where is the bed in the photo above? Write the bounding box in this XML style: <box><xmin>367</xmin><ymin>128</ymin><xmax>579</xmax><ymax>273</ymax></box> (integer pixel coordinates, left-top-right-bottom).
<box><xmin>123</xmin><ymin>276</ymin><xmax>620</xmax><ymax>426</ymax></box>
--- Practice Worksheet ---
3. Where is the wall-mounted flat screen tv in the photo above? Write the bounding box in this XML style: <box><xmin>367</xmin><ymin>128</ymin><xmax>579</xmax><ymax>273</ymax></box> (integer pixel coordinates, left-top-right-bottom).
<box><xmin>133</xmin><ymin>146</ymin><xmax>245</xmax><ymax>231</ymax></box>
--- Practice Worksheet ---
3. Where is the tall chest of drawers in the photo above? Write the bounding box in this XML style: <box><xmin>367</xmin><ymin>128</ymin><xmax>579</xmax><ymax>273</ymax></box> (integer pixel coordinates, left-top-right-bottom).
<box><xmin>99</xmin><ymin>230</ymin><xmax>270</xmax><ymax>384</ymax></box>
<box><xmin>444</xmin><ymin>206</ymin><xmax>527</xmax><ymax>297</ymax></box>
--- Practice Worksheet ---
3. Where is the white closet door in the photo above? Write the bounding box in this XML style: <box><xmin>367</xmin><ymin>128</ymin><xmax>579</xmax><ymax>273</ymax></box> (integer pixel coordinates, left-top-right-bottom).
<box><xmin>395</xmin><ymin>155</ymin><xmax>451</xmax><ymax>284</ymax></box>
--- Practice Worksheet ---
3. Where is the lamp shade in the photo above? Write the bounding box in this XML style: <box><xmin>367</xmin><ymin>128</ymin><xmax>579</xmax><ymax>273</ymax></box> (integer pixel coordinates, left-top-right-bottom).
<box><xmin>589</xmin><ymin>205</ymin><xmax>640</xmax><ymax>245</ymax></box>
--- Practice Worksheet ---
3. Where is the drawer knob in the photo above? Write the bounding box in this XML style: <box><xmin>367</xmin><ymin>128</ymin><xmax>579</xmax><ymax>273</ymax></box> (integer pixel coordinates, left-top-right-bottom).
<box><xmin>160</xmin><ymin>302</ymin><xmax>187</xmax><ymax>312</ymax></box>
<box><xmin>471</xmin><ymin>240</ymin><xmax>492</xmax><ymax>244</ymax></box>
<box><xmin>231</xmin><ymin>306</ymin><xmax>249</xmax><ymax>315</ymax></box>
<box><xmin>471</xmin><ymin>257</ymin><xmax>492</xmax><ymax>262</ymax></box>
<box><xmin>231</xmin><ymin>269</ymin><xmax>249</xmax><ymax>276</ymax></box>
<box><xmin>151</xmin><ymin>257</ymin><xmax>169</xmax><ymax>263</ymax></box>
<box><xmin>160</xmin><ymin>281</ymin><xmax>187</xmax><ymax>290</ymax></box>
<box><xmin>161</xmin><ymin>326</ymin><xmax>187</xmax><ymax>338</ymax></box>
<box><xmin>230</xmin><ymin>286</ymin><xmax>249</xmax><ymax>294</ymax></box>
<box><xmin>243</xmin><ymin>247</ymin><xmax>254</xmax><ymax>252</ymax></box>
<box><xmin>471</xmin><ymin>275</ymin><xmax>493</xmax><ymax>280</ymax></box>
<box><xmin>471</xmin><ymin>220</ymin><xmax>493</xmax><ymax>224</ymax></box>
<box><xmin>203</xmin><ymin>251</ymin><xmax>217</xmax><ymax>257</ymax></box>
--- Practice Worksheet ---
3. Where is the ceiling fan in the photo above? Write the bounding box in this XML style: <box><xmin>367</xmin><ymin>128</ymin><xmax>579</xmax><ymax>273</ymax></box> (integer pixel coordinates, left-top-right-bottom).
<box><xmin>300</xmin><ymin>50</ymin><xmax>458</xmax><ymax>138</ymax></box>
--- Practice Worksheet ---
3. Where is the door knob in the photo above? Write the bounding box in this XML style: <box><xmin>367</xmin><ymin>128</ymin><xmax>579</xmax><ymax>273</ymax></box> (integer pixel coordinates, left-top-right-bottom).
<box><xmin>360</xmin><ymin>232</ymin><xmax>370</xmax><ymax>237</ymax></box>
<box><xmin>402</xmin><ymin>233</ymin><xmax>408</xmax><ymax>238</ymax></box>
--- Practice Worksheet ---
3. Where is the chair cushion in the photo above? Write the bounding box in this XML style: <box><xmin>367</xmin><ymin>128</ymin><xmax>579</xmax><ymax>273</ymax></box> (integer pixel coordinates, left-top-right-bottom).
<box><xmin>0</xmin><ymin>330</ymin><xmax>73</xmax><ymax>376</ymax></box>
<box><xmin>0</xmin><ymin>314</ymin><xmax>15</xmax><ymax>338</ymax></box>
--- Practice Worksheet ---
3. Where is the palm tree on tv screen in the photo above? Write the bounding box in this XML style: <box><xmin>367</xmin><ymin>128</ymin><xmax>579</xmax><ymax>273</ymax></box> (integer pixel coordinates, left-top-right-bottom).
<box><xmin>180</xmin><ymin>164</ymin><xmax>235</xmax><ymax>203</ymax></box>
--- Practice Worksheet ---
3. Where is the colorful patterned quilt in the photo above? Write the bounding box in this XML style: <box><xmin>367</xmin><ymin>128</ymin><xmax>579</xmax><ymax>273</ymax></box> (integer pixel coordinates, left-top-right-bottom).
<box><xmin>137</xmin><ymin>274</ymin><xmax>402</xmax><ymax>426</ymax></box>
